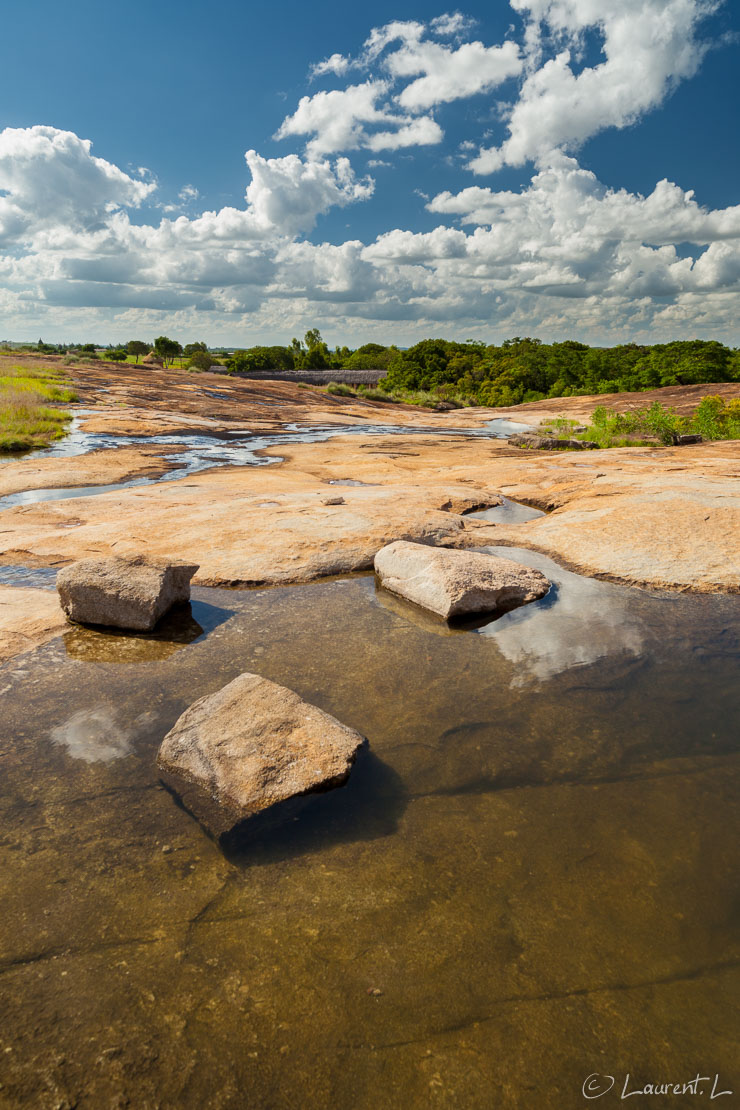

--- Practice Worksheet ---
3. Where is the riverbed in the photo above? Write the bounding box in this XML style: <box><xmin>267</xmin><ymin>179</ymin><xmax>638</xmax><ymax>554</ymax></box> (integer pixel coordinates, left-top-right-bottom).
<box><xmin>0</xmin><ymin>415</ymin><xmax>529</xmax><ymax>509</ymax></box>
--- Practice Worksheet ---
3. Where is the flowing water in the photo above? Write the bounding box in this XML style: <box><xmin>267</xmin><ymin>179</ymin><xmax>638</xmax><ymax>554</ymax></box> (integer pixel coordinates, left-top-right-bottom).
<box><xmin>0</xmin><ymin>415</ymin><xmax>530</xmax><ymax>510</ymax></box>
<box><xmin>0</xmin><ymin>547</ymin><xmax>737</xmax><ymax>1108</ymax></box>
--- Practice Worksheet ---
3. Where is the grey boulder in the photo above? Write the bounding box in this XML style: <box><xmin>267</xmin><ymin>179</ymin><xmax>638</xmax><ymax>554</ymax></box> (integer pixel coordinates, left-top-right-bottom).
<box><xmin>157</xmin><ymin>672</ymin><xmax>366</xmax><ymax>840</ymax></box>
<box><xmin>57</xmin><ymin>555</ymin><xmax>198</xmax><ymax>631</ymax></box>
<box><xmin>509</xmin><ymin>433</ymin><xmax>598</xmax><ymax>450</ymax></box>
<box><xmin>374</xmin><ymin>540</ymin><xmax>550</xmax><ymax>620</ymax></box>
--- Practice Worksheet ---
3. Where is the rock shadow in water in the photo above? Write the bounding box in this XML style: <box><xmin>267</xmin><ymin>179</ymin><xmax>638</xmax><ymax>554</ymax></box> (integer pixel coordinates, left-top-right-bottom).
<box><xmin>373</xmin><ymin>580</ymin><xmax>555</xmax><ymax>635</ymax></box>
<box><xmin>63</xmin><ymin>600</ymin><xmax>234</xmax><ymax>663</ymax></box>
<box><xmin>216</xmin><ymin>748</ymin><xmax>408</xmax><ymax>866</ymax></box>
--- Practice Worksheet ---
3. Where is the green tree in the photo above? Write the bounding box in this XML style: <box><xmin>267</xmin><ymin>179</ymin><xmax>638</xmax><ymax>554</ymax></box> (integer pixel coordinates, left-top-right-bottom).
<box><xmin>187</xmin><ymin>350</ymin><xmax>216</xmax><ymax>371</ymax></box>
<box><xmin>153</xmin><ymin>336</ymin><xmax>183</xmax><ymax>367</ymax></box>
<box><xmin>127</xmin><ymin>340</ymin><xmax>149</xmax><ymax>363</ymax></box>
<box><xmin>183</xmin><ymin>341</ymin><xmax>208</xmax><ymax>359</ymax></box>
<box><xmin>227</xmin><ymin>346</ymin><xmax>295</xmax><ymax>374</ymax></box>
<box><xmin>304</xmin><ymin>328</ymin><xmax>323</xmax><ymax>350</ymax></box>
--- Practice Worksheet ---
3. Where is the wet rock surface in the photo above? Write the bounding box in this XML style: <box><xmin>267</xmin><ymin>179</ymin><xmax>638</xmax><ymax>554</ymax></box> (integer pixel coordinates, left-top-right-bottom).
<box><xmin>157</xmin><ymin>672</ymin><xmax>366</xmax><ymax>839</ymax></box>
<box><xmin>57</xmin><ymin>555</ymin><xmax>198</xmax><ymax>630</ymax></box>
<box><xmin>374</xmin><ymin>540</ymin><xmax>550</xmax><ymax>619</ymax></box>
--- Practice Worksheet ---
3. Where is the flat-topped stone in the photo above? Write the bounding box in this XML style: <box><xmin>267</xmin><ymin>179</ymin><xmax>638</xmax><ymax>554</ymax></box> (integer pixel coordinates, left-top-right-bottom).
<box><xmin>157</xmin><ymin>672</ymin><xmax>366</xmax><ymax>840</ymax></box>
<box><xmin>57</xmin><ymin>555</ymin><xmax>198</xmax><ymax>631</ymax></box>
<box><xmin>374</xmin><ymin>540</ymin><xmax>550</xmax><ymax>620</ymax></box>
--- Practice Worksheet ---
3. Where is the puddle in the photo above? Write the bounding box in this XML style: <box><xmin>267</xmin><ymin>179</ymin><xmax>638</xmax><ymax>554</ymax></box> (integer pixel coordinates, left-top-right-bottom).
<box><xmin>0</xmin><ymin>416</ymin><xmax>530</xmax><ymax>511</ymax></box>
<box><xmin>469</xmin><ymin>497</ymin><xmax>545</xmax><ymax>524</ymax></box>
<box><xmin>0</xmin><ymin>569</ymin><xmax>737</xmax><ymax>1105</ymax></box>
<box><xmin>0</xmin><ymin>564</ymin><xmax>59</xmax><ymax>589</ymax></box>
<box><xmin>327</xmin><ymin>478</ymin><xmax>376</xmax><ymax>487</ymax></box>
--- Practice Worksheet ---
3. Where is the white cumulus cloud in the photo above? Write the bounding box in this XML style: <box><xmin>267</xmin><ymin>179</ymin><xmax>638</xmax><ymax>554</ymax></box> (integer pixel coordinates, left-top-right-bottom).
<box><xmin>470</xmin><ymin>0</ymin><xmax>717</xmax><ymax>172</ymax></box>
<box><xmin>276</xmin><ymin>80</ymin><xmax>442</xmax><ymax>156</ymax></box>
<box><xmin>0</xmin><ymin>4</ymin><xmax>737</xmax><ymax>346</ymax></box>
<box><xmin>0</xmin><ymin>125</ymin><xmax>154</xmax><ymax>245</ymax></box>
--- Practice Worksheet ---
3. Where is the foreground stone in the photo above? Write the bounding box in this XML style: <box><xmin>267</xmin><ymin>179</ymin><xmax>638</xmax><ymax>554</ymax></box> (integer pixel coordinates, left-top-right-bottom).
<box><xmin>374</xmin><ymin>541</ymin><xmax>550</xmax><ymax>620</ymax></box>
<box><xmin>57</xmin><ymin>556</ymin><xmax>198</xmax><ymax>630</ymax></box>
<box><xmin>157</xmin><ymin>672</ymin><xmax>366</xmax><ymax>840</ymax></box>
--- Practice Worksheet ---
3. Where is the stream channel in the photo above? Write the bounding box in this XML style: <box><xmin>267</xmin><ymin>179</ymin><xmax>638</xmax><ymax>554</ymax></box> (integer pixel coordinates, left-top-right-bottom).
<box><xmin>0</xmin><ymin>414</ymin><xmax>529</xmax><ymax>509</ymax></box>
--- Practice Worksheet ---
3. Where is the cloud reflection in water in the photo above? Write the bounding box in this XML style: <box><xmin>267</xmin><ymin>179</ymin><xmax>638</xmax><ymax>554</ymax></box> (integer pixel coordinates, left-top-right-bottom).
<box><xmin>479</xmin><ymin>546</ymin><xmax>647</xmax><ymax>685</ymax></box>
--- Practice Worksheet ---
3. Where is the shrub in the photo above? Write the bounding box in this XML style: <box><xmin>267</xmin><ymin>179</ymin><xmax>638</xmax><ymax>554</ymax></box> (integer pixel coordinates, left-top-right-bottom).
<box><xmin>187</xmin><ymin>350</ymin><xmax>216</xmax><ymax>372</ymax></box>
<box><xmin>326</xmin><ymin>382</ymin><xmax>356</xmax><ymax>397</ymax></box>
<box><xmin>357</xmin><ymin>386</ymin><xmax>393</xmax><ymax>402</ymax></box>
<box><xmin>691</xmin><ymin>395</ymin><xmax>728</xmax><ymax>440</ymax></box>
<box><xmin>637</xmin><ymin>401</ymin><xmax>685</xmax><ymax>445</ymax></box>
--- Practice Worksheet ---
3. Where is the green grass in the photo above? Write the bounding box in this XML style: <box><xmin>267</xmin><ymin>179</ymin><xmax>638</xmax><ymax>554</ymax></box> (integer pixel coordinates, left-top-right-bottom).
<box><xmin>0</xmin><ymin>365</ymin><xmax>77</xmax><ymax>452</ymax></box>
<box><xmin>356</xmin><ymin>385</ymin><xmax>395</xmax><ymax>402</ymax></box>
<box><xmin>536</xmin><ymin>397</ymin><xmax>740</xmax><ymax>450</ymax></box>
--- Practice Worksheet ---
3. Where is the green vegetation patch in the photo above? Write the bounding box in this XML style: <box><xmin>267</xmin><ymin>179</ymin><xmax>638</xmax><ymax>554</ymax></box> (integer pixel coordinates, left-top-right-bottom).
<box><xmin>537</xmin><ymin>397</ymin><xmax>740</xmax><ymax>450</ymax></box>
<box><xmin>325</xmin><ymin>382</ymin><xmax>357</xmax><ymax>397</ymax></box>
<box><xmin>0</xmin><ymin>364</ymin><xmax>77</xmax><ymax>452</ymax></box>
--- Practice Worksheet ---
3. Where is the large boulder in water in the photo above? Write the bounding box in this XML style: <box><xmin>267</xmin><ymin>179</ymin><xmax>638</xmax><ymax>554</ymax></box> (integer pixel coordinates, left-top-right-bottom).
<box><xmin>374</xmin><ymin>540</ymin><xmax>550</xmax><ymax>620</ymax></box>
<box><xmin>57</xmin><ymin>555</ymin><xmax>198</xmax><ymax>631</ymax></box>
<box><xmin>157</xmin><ymin>672</ymin><xmax>366</xmax><ymax>840</ymax></box>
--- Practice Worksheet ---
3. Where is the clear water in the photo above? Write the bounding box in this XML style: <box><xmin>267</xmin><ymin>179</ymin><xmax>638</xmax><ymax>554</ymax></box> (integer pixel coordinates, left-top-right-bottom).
<box><xmin>469</xmin><ymin>497</ymin><xmax>545</xmax><ymax>525</ymax></box>
<box><xmin>0</xmin><ymin>416</ymin><xmax>530</xmax><ymax>510</ymax></box>
<box><xmin>0</xmin><ymin>548</ymin><xmax>737</xmax><ymax>1108</ymax></box>
<box><xmin>0</xmin><ymin>564</ymin><xmax>58</xmax><ymax>589</ymax></box>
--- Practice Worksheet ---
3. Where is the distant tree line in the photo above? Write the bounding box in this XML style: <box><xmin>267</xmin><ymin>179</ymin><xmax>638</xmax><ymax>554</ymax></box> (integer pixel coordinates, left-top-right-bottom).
<box><xmin>226</xmin><ymin>330</ymin><xmax>397</xmax><ymax>375</ymax></box>
<box><xmin>227</xmin><ymin>334</ymin><xmax>740</xmax><ymax>404</ymax></box>
<box><xmin>378</xmin><ymin>337</ymin><xmax>740</xmax><ymax>405</ymax></box>
<box><xmin>20</xmin><ymin>333</ymin><xmax>740</xmax><ymax>404</ymax></box>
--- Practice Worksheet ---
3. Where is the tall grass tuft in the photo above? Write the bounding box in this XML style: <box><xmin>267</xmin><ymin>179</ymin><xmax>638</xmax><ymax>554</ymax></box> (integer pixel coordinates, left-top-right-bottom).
<box><xmin>0</xmin><ymin>364</ymin><xmax>77</xmax><ymax>452</ymax></box>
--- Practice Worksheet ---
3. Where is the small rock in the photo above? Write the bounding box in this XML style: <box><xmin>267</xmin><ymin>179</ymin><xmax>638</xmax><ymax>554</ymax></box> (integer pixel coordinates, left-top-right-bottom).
<box><xmin>321</xmin><ymin>496</ymin><xmax>345</xmax><ymax>505</ymax></box>
<box><xmin>57</xmin><ymin>556</ymin><xmax>198</xmax><ymax>631</ymax></box>
<box><xmin>157</xmin><ymin>672</ymin><xmax>366</xmax><ymax>840</ymax></box>
<box><xmin>374</xmin><ymin>540</ymin><xmax>550</xmax><ymax>620</ymax></box>
<box><xmin>674</xmin><ymin>433</ymin><xmax>703</xmax><ymax>445</ymax></box>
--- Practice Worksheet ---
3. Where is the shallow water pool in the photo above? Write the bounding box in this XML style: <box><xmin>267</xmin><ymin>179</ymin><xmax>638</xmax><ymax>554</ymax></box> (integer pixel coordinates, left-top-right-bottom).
<box><xmin>0</xmin><ymin>550</ymin><xmax>737</xmax><ymax>1108</ymax></box>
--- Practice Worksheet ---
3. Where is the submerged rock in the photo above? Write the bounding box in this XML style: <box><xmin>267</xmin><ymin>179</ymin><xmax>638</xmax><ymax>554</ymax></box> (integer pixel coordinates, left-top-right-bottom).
<box><xmin>374</xmin><ymin>540</ymin><xmax>550</xmax><ymax>620</ymax></box>
<box><xmin>157</xmin><ymin>672</ymin><xmax>366</xmax><ymax>840</ymax></box>
<box><xmin>57</xmin><ymin>556</ymin><xmax>198</xmax><ymax>631</ymax></box>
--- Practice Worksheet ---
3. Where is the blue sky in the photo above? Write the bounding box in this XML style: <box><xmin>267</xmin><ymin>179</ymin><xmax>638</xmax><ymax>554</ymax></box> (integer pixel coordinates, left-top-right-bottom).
<box><xmin>1</xmin><ymin>0</ymin><xmax>739</xmax><ymax>347</ymax></box>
